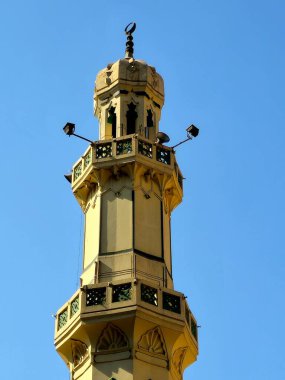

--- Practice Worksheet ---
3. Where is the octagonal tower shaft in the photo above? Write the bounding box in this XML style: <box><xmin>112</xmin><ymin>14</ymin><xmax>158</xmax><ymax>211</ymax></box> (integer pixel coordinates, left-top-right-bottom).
<box><xmin>55</xmin><ymin>41</ymin><xmax>198</xmax><ymax>380</ymax></box>
<box><xmin>72</xmin><ymin>57</ymin><xmax>182</xmax><ymax>290</ymax></box>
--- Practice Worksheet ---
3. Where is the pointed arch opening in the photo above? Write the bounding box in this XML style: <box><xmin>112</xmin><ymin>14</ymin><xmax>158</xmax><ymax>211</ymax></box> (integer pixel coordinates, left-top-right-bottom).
<box><xmin>126</xmin><ymin>102</ymin><xmax>138</xmax><ymax>135</ymax></box>
<box><xmin>107</xmin><ymin>106</ymin><xmax>117</xmax><ymax>138</ymax></box>
<box><xmin>146</xmin><ymin>109</ymin><xmax>154</xmax><ymax>139</ymax></box>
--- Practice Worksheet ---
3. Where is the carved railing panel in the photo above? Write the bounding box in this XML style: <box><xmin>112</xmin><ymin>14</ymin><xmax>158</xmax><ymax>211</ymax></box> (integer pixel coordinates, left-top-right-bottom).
<box><xmin>74</xmin><ymin>162</ymin><xmax>83</xmax><ymax>180</ymax></box>
<box><xmin>156</xmin><ymin>146</ymin><xmax>171</xmax><ymax>165</ymax></box>
<box><xmin>162</xmin><ymin>292</ymin><xmax>181</xmax><ymax>314</ymax></box>
<box><xmin>83</xmin><ymin>149</ymin><xmax>92</xmax><ymax>168</ymax></box>
<box><xmin>58</xmin><ymin>309</ymin><xmax>68</xmax><ymax>330</ymax></box>
<box><xmin>86</xmin><ymin>287</ymin><xmax>106</xmax><ymax>306</ymax></box>
<box><xmin>138</xmin><ymin>139</ymin><xmax>152</xmax><ymax>158</ymax></box>
<box><xmin>70</xmin><ymin>296</ymin><xmax>79</xmax><ymax>317</ymax></box>
<box><xmin>96</xmin><ymin>142</ymin><xmax>112</xmax><ymax>159</ymax></box>
<box><xmin>141</xmin><ymin>284</ymin><xmax>158</xmax><ymax>306</ymax></box>
<box><xmin>116</xmin><ymin>138</ymin><xmax>132</xmax><ymax>155</ymax></box>
<box><xmin>191</xmin><ymin>316</ymin><xmax>198</xmax><ymax>341</ymax></box>
<box><xmin>112</xmin><ymin>283</ymin><xmax>132</xmax><ymax>302</ymax></box>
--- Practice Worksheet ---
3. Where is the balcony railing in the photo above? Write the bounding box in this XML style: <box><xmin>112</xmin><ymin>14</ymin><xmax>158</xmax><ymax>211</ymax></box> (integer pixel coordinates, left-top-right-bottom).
<box><xmin>57</xmin><ymin>291</ymin><xmax>80</xmax><ymax>330</ymax></box>
<box><xmin>71</xmin><ymin>135</ymin><xmax>182</xmax><ymax>190</ymax></box>
<box><xmin>55</xmin><ymin>280</ymin><xmax>198</xmax><ymax>344</ymax></box>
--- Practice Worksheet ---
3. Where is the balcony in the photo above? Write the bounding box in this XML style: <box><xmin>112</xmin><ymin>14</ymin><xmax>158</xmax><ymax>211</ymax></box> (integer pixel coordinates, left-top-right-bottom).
<box><xmin>71</xmin><ymin>135</ymin><xmax>183</xmax><ymax>192</ymax></box>
<box><xmin>54</xmin><ymin>279</ymin><xmax>198</xmax><ymax>346</ymax></box>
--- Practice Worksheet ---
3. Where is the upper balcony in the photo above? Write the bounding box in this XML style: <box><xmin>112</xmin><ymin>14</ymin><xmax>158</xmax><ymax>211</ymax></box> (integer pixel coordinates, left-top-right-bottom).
<box><xmin>70</xmin><ymin>134</ymin><xmax>184</xmax><ymax>207</ymax></box>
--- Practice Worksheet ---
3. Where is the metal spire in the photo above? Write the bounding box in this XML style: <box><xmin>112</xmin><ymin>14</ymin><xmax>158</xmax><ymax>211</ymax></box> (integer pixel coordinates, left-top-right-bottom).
<box><xmin>125</xmin><ymin>22</ymin><xmax>136</xmax><ymax>59</ymax></box>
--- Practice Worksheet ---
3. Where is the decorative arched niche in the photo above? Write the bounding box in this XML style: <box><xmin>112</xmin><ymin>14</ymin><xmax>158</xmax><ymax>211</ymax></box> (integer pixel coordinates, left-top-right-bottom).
<box><xmin>135</xmin><ymin>326</ymin><xmax>168</xmax><ymax>368</ymax></box>
<box><xmin>94</xmin><ymin>323</ymin><xmax>131</xmax><ymax>363</ymax></box>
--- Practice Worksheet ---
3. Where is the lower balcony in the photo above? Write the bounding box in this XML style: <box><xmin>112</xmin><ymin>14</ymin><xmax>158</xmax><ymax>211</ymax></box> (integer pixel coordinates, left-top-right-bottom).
<box><xmin>54</xmin><ymin>279</ymin><xmax>198</xmax><ymax>346</ymax></box>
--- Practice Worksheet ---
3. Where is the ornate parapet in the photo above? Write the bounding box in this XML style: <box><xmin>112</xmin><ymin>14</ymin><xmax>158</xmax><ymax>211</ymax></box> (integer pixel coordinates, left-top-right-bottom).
<box><xmin>70</xmin><ymin>135</ymin><xmax>184</xmax><ymax>211</ymax></box>
<box><xmin>54</xmin><ymin>279</ymin><xmax>198</xmax><ymax>347</ymax></box>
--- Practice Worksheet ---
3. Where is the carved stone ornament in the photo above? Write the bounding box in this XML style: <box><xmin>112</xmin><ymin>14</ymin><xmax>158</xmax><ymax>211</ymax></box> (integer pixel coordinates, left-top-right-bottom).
<box><xmin>127</xmin><ymin>60</ymin><xmax>137</xmax><ymax>73</ymax></box>
<box><xmin>172</xmin><ymin>347</ymin><xmax>188</xmax><ymax>376</ymax></box>
<box><xmin>152</xmin><ymin>77</ymin><xmax>158</xmax><ymax>89</ymax></box>
<box><xmin>96</xmin><ymin>323</ymin><xmax>129</xmax><ymax>352</ymax></box>
<box><xmin>137</xmin><ymin>326</ymin><xmax>167</xmax><ymax>358</ymax></box>
<box><xmin>151</xmin><ymin>67</ymin><xmax>158</xmax><ymax>88</ymax></box>
<box><xmin>71</xmin><ymin>340</ymin><xmax>89</xmax><ymax>368</ymax></box>
<box><xmin>105</xmin><ymin>70</ymin><xmax>112</xmax><ymax>85</ymax></box>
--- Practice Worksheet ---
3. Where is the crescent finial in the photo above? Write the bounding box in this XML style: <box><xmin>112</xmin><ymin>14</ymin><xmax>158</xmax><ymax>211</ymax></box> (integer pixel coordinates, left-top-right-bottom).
<box><xmin>125</xmin><ymin>22</ymin><xmax>136</xmax><ymax>58</ymax></box>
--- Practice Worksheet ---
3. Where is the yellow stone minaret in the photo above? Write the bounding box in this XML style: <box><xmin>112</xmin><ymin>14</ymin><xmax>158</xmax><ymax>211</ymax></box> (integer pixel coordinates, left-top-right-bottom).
<box><xmin>54</xmin><ymin>23</ymin><xmax>198</xmax><ymax>380</ymax></box>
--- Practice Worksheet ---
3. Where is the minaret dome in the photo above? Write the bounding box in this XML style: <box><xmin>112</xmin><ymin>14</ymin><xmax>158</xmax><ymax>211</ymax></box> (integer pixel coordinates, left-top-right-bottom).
<box><xmin>94</xmin><ymin>27</ymin><xmax>164</xmax><ymax>142</ymax></box>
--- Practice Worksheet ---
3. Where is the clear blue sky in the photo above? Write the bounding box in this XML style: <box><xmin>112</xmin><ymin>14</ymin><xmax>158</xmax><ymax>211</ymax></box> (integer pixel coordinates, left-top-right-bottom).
<box><xmin>0</xmin><ymin>1</ymin><xmax>284</xmax><ymax>379</ymax></box>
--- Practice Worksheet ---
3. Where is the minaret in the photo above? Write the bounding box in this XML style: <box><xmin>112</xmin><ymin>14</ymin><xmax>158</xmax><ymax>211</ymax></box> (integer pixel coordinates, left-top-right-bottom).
<box><xmin>55</xmin><ymin>24</ymin><xmax>198</xmax><ymax>380</ymax></box>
